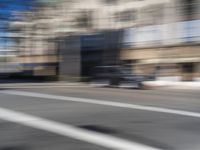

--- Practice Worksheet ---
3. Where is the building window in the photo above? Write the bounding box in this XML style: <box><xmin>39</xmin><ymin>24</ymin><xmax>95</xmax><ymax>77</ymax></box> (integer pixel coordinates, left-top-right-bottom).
<box><xmin>139</xmin><ymin>4</ymin><xmax>164</xmax><ymax>25</ymax></box>
<box><xmin>104</xmin><ymin>0</ymin><xmax>118</xmax><ymax>5</ymax></box>
<box><xmin>182</xmin><ymin>63</ymin><xmax>194</xmax><ymax>73</ymax></box>
<box><xmin>115</xmin><ymin>10</ymin><xmax>136</xmax><ymax>22</ymax></box>
<box><xmin>75</xmin><ymin>11</ymin><xmax>92</xmax><ymax>28</ymax></box>
<box><xmin>182</xmin><ymin>0</ymin><xmax>197</xmax><ymax>20</ymax></box>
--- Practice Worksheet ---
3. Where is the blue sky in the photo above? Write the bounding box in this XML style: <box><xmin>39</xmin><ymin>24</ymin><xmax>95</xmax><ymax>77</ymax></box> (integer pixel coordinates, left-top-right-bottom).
<box><xmin>0</xmin><ymin>0</ymin><xmax>34</xmax><ymax>21</ymax></box>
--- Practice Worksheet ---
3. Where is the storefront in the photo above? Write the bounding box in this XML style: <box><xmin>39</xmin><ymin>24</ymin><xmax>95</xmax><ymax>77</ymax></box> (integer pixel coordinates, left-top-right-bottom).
<box><xmin>121</xmin><ymin>46</ymin><xmax>200</xmax><ymax>81</ymax></box>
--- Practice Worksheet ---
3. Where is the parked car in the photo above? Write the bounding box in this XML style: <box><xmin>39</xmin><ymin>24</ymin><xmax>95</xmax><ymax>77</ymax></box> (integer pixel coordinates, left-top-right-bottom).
<box><xmin>90</xmin><ymin>66</ymin><xmax>155</xmax><ymax>89</ymax></box>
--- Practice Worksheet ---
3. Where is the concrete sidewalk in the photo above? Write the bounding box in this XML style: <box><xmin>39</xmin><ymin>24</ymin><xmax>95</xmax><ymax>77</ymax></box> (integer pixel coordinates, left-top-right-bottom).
<box><xmin>1</xmin><ymin>79</ymin><xmax>199</xmax><ymax>90</ymax></box>
<box><xmin>143</xmin><ymin>81</ymin><xmax>200</xmax><ymax>89</ymax></box>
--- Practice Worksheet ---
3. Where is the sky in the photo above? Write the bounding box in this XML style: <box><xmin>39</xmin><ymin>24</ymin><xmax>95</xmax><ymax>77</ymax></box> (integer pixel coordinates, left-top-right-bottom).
<box><xmin>0</xmin><ymin>0</ymin><xmax>34</xmax><ymax>21</ymax></box>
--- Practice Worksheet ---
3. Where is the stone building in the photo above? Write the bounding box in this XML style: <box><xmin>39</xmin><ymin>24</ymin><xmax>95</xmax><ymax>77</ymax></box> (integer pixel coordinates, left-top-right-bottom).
<box><xmin>11</xmin><ymin>0</ymin><xmax>170</xmax><ymax>78</ymax></box>
<box><xmin>10</xmin><ymin>0</ymin><xmax>200</xmax><ymax>81</ymax></box>
<box><xmin>121</xmin><ymin>0</ymin><xmax>200</xmax><ymax>81</ymax></box>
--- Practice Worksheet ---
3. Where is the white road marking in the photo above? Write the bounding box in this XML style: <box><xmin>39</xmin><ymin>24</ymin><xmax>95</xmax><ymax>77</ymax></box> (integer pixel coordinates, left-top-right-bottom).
<box><xmin>2</xmin><ymin>90</ymin><xmax>200</xmax><ymax>119</ymax></box>
<box><xmin>0</xmin><ymin>85</ymin><xmax>89</xmax><ymax>89</ymax></box>
<box><xmin>0</xmin><ymin>107</ymin><xmax>160</xmax><ymax>150</ymax></box>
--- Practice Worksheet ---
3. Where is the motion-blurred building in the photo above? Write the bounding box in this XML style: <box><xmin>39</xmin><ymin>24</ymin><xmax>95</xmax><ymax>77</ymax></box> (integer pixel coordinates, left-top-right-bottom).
<box><xmin>9</xmin><ymin>0</ymin><xmax>200</xmax><ymax>81</ymax></box>
<box><xmin>9</xmin><ymin>0</ymin><xmax>142</xmax><ymax>79</ymax></box>
<box><xmin>0</xmin><ymin>20</ymin><xmax>21</xmax><ymax>76</ymax></box>
<box><xmin>122</xmin><ymin>0</ymin><xmax>200</xmax><ymax>81</ymax></box>
<box><xmin>9</xmin><ymin>9</ymin><xmax>59</xmax><ymax>77</ymax></box>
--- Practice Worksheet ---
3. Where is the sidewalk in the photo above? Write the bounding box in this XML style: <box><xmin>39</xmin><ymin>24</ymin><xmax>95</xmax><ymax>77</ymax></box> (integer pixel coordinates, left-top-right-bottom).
<box><xmin>0</xmin><ymin>81</ymin><xmax>86</xmax><ymax>89</ymax></box>
<box><xmin>143</xmin><ymin>80</ymin><xmax>200</xmax><ymax>90</ymax></box>
<box><xmin>1</xmin><ymin>79</ymin><xmax>200</xmax><ymax>90</ymax></box>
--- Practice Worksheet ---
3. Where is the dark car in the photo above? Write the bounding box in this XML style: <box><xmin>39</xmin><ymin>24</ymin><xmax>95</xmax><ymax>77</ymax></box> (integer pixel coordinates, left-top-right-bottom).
<box><xmin>90</xmin><ymin>66</ymin><xmax>155</xmax><ymax>88</ymax></box>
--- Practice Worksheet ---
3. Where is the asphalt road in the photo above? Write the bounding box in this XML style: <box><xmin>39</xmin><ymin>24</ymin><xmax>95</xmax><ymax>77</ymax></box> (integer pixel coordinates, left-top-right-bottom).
<box><xmin>0</xmin><ymin>85</ymin><xmax>200</xmax><ymax>150</ymax></box>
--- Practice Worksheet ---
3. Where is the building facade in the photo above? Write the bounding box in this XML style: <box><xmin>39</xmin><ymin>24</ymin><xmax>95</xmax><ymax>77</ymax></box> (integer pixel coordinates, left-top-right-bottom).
<box><xmin>10</xmin><ymin>0</ymin><xmax>200</xmax><ymax>81</ymax></box>
<box><xmin>121</xmin><ymin>0</ymin><xmax>200</xmax><ymax>81</ymax></box>
<box><xmin>11</xmin><ymin>0</ymin><xmax>167</xmax><ymax>78</ymax></box>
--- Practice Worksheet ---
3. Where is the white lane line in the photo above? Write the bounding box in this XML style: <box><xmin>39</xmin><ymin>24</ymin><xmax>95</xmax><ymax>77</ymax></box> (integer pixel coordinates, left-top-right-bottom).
<box><xmin>0</xmin><ymin>107</ymin><xmax>160</xmax><ymax>150</ymax></box>
<box><xmin>2</xmin><ymin>90</ymin><xmax>200</xmax><ymax>119</ymax></box>
<box><xmin>0</xmin><ymin>85</ymin><xmax>89</xmax><ymax>89</ymax></box>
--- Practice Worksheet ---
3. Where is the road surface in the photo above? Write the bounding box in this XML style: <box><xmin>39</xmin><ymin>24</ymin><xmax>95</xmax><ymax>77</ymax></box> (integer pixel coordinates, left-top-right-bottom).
<box><xmin>0</xmin><ymin>85</ymin><xmax>200</xmax><ymax>150</ymax></box>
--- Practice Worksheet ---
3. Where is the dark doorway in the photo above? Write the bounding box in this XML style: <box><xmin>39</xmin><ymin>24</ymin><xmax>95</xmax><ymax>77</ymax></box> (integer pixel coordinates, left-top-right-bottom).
<box><xmin>181</xmin><ymin>63</ymin><xmax>195</xmax><ymax>81</ymax></box>
<box><xmin>182</xmin><ymin>63</ymin><xmax>194</xmax><ymax>73</ymax></box>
